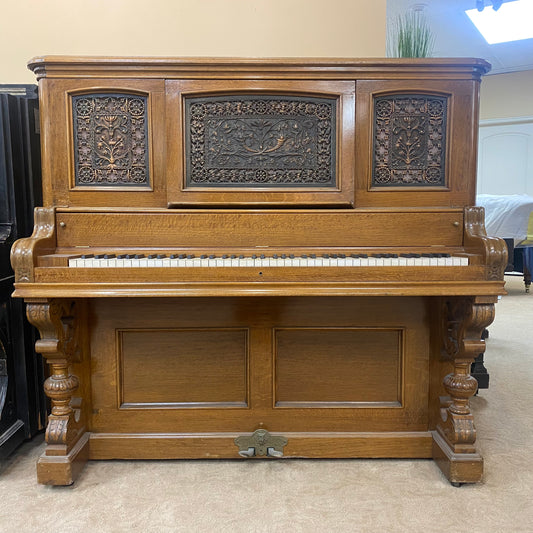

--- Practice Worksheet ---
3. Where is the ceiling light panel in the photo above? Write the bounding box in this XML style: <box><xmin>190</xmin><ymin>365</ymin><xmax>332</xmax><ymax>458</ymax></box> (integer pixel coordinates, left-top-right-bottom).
<box><xmin>466</xmin><ymin>0</ymin><xmax>533</xmax><ymax>44</ymax></box>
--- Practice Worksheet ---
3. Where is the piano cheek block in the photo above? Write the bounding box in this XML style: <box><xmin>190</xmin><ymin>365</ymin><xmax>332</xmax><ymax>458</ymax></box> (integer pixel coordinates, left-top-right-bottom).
<box><xmin>11</xmin><ymin>56</ymin><xmax>507</xmax><ymax>487</ymax></box>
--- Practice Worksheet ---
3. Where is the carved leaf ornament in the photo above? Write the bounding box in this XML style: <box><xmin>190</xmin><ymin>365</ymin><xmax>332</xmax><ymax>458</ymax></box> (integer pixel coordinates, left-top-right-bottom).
<box><xmin>185</xmin><ymin>95</ymin><xmax>337</xmax><ymax>188</ymax></box>
<box><xmin>72</xmin><ymin>94</ymin><xmax>149</xmax><ymax>186</ymax></box>
<box><xmin>373</xmin><ymin>94</ymin><xmax>448</xmax><ymax>187</ymax></box>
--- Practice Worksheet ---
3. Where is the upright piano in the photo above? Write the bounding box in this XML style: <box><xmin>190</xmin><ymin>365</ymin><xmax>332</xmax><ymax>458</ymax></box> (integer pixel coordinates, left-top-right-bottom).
<box><xmin>11</xmin><ymin>57</ymin><xmax>507</xmax><ymax>485</ymax></box>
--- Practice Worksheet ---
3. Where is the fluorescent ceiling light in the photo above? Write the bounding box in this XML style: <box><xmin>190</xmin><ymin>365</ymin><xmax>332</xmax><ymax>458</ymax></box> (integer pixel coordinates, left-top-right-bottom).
<box><xmin>466</xmin><ymin>0</ymin><xmax>533</xmax><ymax>44</ymax></box>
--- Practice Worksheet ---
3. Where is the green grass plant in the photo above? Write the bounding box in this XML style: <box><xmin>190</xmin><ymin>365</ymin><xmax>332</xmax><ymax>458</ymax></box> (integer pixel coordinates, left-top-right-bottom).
<box><xmin>388</xmin><ymin>10</ymin><xmax>435</xmax><ymax>58</ymax></box>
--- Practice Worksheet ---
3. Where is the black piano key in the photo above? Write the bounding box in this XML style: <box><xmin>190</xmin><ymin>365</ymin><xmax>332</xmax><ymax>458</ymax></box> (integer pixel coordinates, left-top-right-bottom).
<box><xmin>200</xmin><ymin>255</ymin><xmax>207</xmax><ymax>259</ymax></box>
<box><xmin>157</xmin><ymin>254</ymin><xmax>166</xmax><ymax>259</ymax></box>
<box><xmin>230</xmin><ymin>255</ymin><xmax>236</xmax><ymax>259</ymax></box>
<box><xmin>187</xmin><ymin>254</ymin><xmax>194</xmax><ymax>259</ymax></box>
<box><xmin>148</xmin><ymin>254</ymin><xmax>157</xmax><ymax>259</ymax></box>
<box><xmin>81</xmin><ymin>254</ymin><xmax>94</xmax><ymax>259</ymax></box>
<box><xmin>134</xmin><ymin>254</ymin><xmax>145</xmax><ymax>259</ymax></box>
<box><xmin>260</xmin><ymin>254</ymin><xmax>266</xmax><ymax>259</ymax></box>
<box><xmin>209</xmin><ymin>254</ymin><xmax>216</xmax><ymax>259</ymax></box>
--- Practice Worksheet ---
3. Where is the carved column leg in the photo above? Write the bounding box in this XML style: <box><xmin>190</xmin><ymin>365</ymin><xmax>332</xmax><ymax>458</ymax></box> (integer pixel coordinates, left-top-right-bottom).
<box><xmin>433</xmin><ymin>296</ymin><xmax>496</xmax><ymax>485</ymax></box>
<box><xmin>26</xmin><ymin>299</ymin><xmax>88</xmax><ymax>485</ymax></box>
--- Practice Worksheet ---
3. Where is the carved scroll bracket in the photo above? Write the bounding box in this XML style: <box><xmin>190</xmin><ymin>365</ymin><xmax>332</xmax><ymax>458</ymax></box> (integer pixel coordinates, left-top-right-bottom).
<box><xmin>26</xmin><ymin>299</ymin><xmax>85</xmax><ymax>454</ymax></box>
<box><xmin>464</xmin><ymin>206</ymin><xmax>508</xmax><ymax>281</ymax></box>
<box><xmin>10</xmin><ymin>207</ymin><xmax>56</xmax><ymax>283</ymax></box>
<box><xmin>439</xmin><ymin>297</ymin><xmax>495</xmax><ymax>453</ymax></box>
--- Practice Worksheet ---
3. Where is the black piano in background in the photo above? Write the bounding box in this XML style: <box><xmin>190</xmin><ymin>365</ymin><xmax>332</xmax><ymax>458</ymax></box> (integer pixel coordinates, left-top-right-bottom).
<box><xmin>0</xmin><ymin>84</ymin><xmax>45</xmax><ymax>458</ymax></box>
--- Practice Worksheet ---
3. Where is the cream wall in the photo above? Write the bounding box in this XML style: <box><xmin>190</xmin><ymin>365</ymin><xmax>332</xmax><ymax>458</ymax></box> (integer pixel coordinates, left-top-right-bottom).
<box><xmin>480</xmin><ymin>70</ymin><xmax>533</xmax><ymax>120</ymax></box>
<box><xmin>0</xmin><ymin>0</ymin><xmax>386</xmax><ymax>84</ymax></box>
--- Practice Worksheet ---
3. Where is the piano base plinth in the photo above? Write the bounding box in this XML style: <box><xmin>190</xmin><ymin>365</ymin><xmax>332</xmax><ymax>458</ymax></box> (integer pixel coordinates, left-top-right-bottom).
<box><xmin>432</xmin><ymin>431</ymin><xmax>483</xmax><ymax>485</ymax></box>
<box><xmin>35</xmin><ymin>430</ymin><xmax>486</xmax><ymax>486</ymax></box>
<box><xmin>87</xmin><ymin>431</ymin><xmax>434</xmax><ymax>460</ymax></box>
<box><xmin>36</xmin><ymin>432</ymin><xmax>90</xmax><ymax>486</ymax></box>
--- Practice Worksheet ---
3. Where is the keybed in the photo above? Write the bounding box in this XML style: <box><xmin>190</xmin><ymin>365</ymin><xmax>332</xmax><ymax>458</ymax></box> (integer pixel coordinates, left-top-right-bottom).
<box><xmin>69</xmin><ymin>252</ymin><xmax>469</xmax><ymax>268</ymax></box>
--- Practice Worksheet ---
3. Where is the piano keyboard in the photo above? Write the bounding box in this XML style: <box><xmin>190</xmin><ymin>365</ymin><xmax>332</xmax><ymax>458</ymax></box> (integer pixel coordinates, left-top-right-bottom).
<box><xmin>69</xmin><ymin>253</ymin><xmax>469</xmax><ymax>268</ymax></box>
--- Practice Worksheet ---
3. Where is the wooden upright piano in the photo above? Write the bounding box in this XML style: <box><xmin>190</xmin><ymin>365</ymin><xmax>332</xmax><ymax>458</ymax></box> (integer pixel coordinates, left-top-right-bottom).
<box><xmin>11</xmin><ymin>57</ymin><xmax>507</xmax><ymax>485</ymax></box>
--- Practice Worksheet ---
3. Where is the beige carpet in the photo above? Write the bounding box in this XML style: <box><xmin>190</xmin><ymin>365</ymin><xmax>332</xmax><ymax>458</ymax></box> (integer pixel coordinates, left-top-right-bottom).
<box><xmin>1</xmin><ymin>276</ymin><xmax>532</xmax><ymax>533</ymax></box>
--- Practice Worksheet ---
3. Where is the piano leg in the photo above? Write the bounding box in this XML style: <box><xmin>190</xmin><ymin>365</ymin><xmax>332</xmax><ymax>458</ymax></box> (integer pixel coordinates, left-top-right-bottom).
<box><xmin>26</xmin><ymin>299</ymin><xmax>89</xmax><ymax>485</ymax></box>
<box><xmin>432</xmin><ymin>296</ymin><xmax>496</xmax><ymax>484</ymax></box>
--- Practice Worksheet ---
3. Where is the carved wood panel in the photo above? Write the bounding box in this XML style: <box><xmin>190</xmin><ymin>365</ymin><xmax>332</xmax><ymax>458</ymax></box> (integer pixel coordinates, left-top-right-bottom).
<box><xmin>372</xmin><ymin>94</ymin><xmax>448</xmax><ymax>188</ymax></box>
<box><xmin>72</xmin><ymin>94</ymin><xmax>150</xmax><ymax>187</ymax></box>
<box><xmin>184</xmin><ymin>95</ymin><xmax>337</xmax><ymax>188</ymax></box>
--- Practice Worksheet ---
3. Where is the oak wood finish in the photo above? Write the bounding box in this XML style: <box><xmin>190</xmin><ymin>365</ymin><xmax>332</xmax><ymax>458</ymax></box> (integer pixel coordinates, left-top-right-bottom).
<box><xmin>11</xmin><ymin>57</ymin><xmax>506</xmax><ymax>485</ymax></box>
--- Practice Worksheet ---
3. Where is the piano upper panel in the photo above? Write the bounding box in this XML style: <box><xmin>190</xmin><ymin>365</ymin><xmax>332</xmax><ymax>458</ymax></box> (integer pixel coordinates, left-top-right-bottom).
<box><xmin>37</xmin><ymin>78</ymin><xmax>167</xmax><ymax>208</ymax></box>
<box><xmin>29</xmin><ymin>57</ymin><xmax>491</xmax><ymax>210</ymax></box>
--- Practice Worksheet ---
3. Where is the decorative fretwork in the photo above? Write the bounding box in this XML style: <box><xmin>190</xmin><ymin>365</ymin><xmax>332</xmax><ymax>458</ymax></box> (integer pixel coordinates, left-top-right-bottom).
<box><xmin>72</xmin><ymin>94</ymin><xmax>149</xmax><ymax>186</ymax></box>
<box><xmin>185</xmin><ymin>95</ymin><xmax>336</xmax><ymax>187</ymax></box>
<box><xmin>372</xmin><ymin>94</ymin><xmax>448</xmax><ymax>187</ymax></box>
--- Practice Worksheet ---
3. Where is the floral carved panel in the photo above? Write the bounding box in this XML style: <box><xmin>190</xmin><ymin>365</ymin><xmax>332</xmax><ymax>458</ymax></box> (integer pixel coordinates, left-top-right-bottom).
<box><xmin>72</xmin><ymin>94</ymin><xmax>149</xmax><ymax>187</ymax></box>
<box><xmin>372</xmin><ymin>94</ymin><xmax>448</xmax><ymax>187</ymax></box>
<box><xmin>184</xmin><ymin>95</ymin><xmax>337</xmax><ymax>188</ymax></box>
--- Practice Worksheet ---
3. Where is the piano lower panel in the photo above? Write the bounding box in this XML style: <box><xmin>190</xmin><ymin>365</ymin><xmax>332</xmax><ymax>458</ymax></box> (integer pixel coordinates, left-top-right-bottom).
<box><xmin>83</xmin><ymin>296</ymin><xmax>434</xmax><ymax>445</ymax></box>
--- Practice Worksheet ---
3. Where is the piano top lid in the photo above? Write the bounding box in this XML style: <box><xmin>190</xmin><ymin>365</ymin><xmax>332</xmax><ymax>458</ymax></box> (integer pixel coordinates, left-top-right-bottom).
<box><xmin>27</xmin><ymin>56</ymin><xmax>491</xmax><ymax>81</ymax></box>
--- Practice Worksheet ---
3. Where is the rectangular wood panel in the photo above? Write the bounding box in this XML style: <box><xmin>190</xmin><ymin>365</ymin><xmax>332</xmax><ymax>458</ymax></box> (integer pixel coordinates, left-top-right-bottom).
<box><xmin>274</xmin><ymin>328</ymin><xmax>401</xmax><ymax>406</ymax></box>
<box><xmin>119</xmin><ymin>328</ymin><xmax>248</xmax><ymax>407</ymax></box>
<box><xmin>55</xmin><ymin>210</ymin><xmax>464</xmax><ymax>248</ymax></box>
